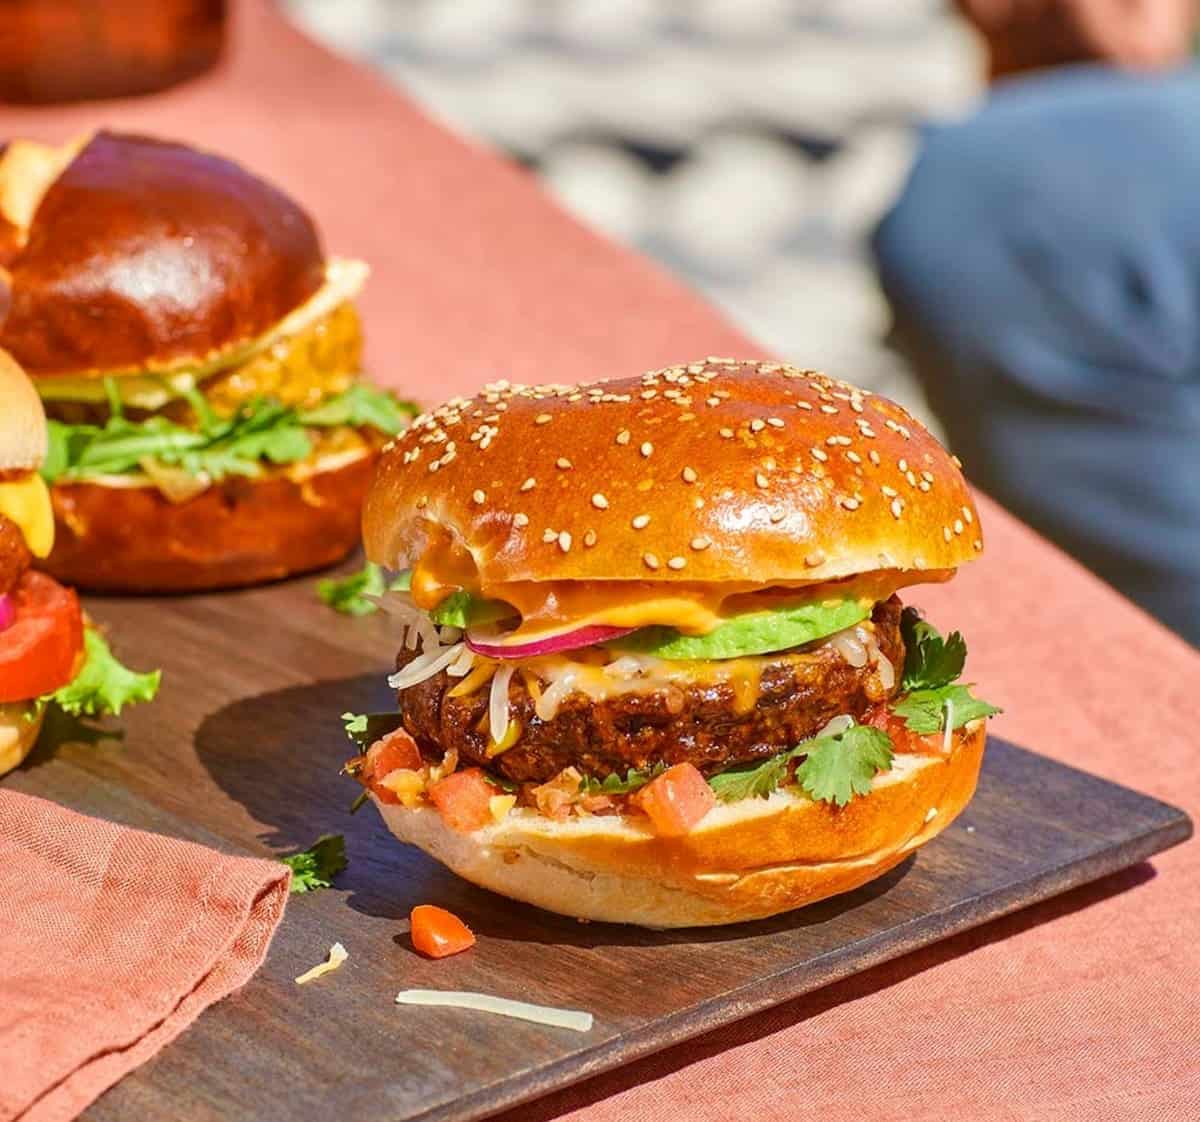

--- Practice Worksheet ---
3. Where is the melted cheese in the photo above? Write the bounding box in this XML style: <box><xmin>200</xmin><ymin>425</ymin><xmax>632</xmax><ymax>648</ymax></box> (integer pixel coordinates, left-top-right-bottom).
<box><xmin>0</xmin><ymin>472</ymin><xmax>54</xmax><ymax>557</ymax></box>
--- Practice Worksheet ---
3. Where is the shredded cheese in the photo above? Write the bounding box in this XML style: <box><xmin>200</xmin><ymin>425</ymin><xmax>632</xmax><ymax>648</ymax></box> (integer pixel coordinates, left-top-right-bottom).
<box><xmin>395</xmin><ymin>989</ymin><xmax>594</xmax><ymax>1032</ymax></box>
<box><xmin>295</xmin><ymin>942</ymin><xmax>348</xmax><ymax>985</ymax></box>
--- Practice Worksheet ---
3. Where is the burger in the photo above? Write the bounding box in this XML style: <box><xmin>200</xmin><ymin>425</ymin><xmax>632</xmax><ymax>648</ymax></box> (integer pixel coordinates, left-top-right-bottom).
<box><xmin>0</xmin><ymin>130</ymin><xmax>414</xmax><ymax>592</ymax></box>
<box><xmin>0</xmin><ymin>350</ymin><xmax>158</xmax><ymax>775</ymax></box>
<box><xmin>346</xmin><ymin>358</ymin><xmax>998</xmax><ymax>927</ymax></box>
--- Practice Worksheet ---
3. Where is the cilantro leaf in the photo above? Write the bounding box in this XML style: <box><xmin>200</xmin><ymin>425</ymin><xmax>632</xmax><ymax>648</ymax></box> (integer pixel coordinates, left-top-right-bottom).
<box><xmin>707</xmin><ymin>753</ymin><xmax>792</xmax><ymax>803</ymax></box>
<box><xmin>900</xmin><ymin>607</ymin><xmax>966</xmax><ymax>690</ymax></box>
<box><xmin>281</xmin><ymin>834</ymin><xmax>347</xmax><ymax>894</ymax></box>
<box><xmin>794</xmin><ymin>726</ymin><xmax>894</xmax><ymax>807</ymax></box>
<box><xmin>892</xmin><ymin>683</ymin><xmax>1002</xmax><ymax>734</ymax></box>
<box><xmin>41</xmin><ymin>629</ymin><xmax>161</xmax><ymax>718</ymax></box>
<box><xmin>341</xmin><ymin>710</ymin><xmax>404</xmax><ymax>750</ymax></box>
<box><xmin>298</xmin><ymin>384</ymin><xmax>418</xmax><ymax>434</ymax></box>
<box><xmin>579</xmin><ymin>763</ymin><xmax>666</xmax><ymax>796</ymax></box>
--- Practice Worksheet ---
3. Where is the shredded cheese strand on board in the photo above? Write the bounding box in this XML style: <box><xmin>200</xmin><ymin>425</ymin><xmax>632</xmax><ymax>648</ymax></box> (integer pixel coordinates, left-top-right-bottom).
<box><xmin>395</xmin><ymin>989</ymin><xmax>594</xmax><ymax>1032</ymax></box>
<box><xmin>295</xmin><ymin>942</ymin><xmax>348</xmax><ymax>985</ymax></box>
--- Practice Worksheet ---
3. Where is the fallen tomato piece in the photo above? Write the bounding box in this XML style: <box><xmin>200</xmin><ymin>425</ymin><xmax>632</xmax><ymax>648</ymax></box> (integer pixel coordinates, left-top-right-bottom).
<box><xmin>363</xmin><ymin>728</ymin><xmax>423</xmax><ymax>803</ymax></box>
<box><xmin>410</xmin><ymin>904</ymin><xmax>475</xmax><ymax>958</ymax></box>
<box><xmin>634</xmin><ymin>763</ymin><xmax>715</xmax><ymax>837</ymax></box>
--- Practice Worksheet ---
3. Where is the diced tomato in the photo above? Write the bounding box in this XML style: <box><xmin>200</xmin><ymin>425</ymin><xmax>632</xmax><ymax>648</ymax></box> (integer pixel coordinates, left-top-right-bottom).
<box><xmin>0</xmin><ymin>571</ymin><xmax>84</xmax><ymax>703</ymax></box>
<box><xmin>634</xmin><ymin>763</ymin><xmax>715</xmax><ymax>837</ymax></box>
<box><xmin>363</xmin><ymin>728</ymin><xmax>423</xmax><ymax>804</ymax></box>
<box><xmin>410</xmin><ymin>904</ymin><xmax>475</xmax><ymax>959</ymax></box>
<box><xmin>428</xmin><ymin>767</ymin><xmax>495</xmax><ymax>832</ymax></box>
<box><xmin>863</xmin><ymin>702</ymin><xmax>943</xmax><ymax>755</ymax></box>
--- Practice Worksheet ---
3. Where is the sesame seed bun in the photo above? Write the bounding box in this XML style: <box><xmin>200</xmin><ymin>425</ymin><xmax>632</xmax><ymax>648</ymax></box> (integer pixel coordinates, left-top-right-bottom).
<box><xmin>363</xmin><ymin>359</ymin><xmax>982</xmax><ymax>589</ymax></box>
<box><xmin>374</xmin><ymin>720</ymin><xmax>985</xmax><ymax>928</ymax></box>
<box><xmin>40</xmin><ymin>449</ymin><xmax>378</xmax><ymax>593</ymax></box>
<box><xmin>0</xmin><ymin>348</ymin><xmax>46</xmax><ymax>474</ymax></box>
<box><xmin>0</xmin><ymin>130</ymin><xmax>325</xmax><ymax>380</ymax></box>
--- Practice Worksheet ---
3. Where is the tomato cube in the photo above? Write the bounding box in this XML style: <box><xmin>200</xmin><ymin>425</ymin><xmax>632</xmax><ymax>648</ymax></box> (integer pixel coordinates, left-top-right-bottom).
<box><xmin>410</xmin><ymin>904</ymin><xmax>476</xmax><ymax>958</ymax></box>
<box><xmin>635</xmin><ymin>763</ymin><xmax>715</xmax><ymax>837</ymax></box>
<box><xmin>428</xmin><ymin>767</ymin><xmax>495</xmax><ymax>833</ymax></box>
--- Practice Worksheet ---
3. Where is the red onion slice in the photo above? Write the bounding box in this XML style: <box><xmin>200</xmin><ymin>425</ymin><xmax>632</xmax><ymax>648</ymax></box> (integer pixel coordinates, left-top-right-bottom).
<box><xmin>466</xmin><ymin>624</ymin><xmax>635</xmax><ymax>660</ymax></box>
<box><xmin>0</xmin><ymin>594</ymin><xmax>13</xmax><ymax>634</ymax></box>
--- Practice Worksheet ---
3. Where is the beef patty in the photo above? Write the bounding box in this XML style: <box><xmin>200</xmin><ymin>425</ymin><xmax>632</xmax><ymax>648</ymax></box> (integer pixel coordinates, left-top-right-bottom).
<box><xmin>0</xmin><ymin>513</ymin><xmax>31</xmax><ymax>597</ymax></box>
<box><xmin>397</xmin><ymin>596</ymin><xmax>906</xmax><ymax>784</ymax></box>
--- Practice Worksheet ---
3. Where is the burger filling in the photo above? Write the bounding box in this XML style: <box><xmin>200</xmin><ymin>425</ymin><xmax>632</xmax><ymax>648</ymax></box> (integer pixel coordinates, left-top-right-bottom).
<box><xmin>33</xmin><ymin>262</ymin><xmax>416</xmax><ymax>502</ymax></box>
<box><xmin>344</xmin><ymin>567</ymin><xmax>1000</xmax><ymax>837</ymax></box>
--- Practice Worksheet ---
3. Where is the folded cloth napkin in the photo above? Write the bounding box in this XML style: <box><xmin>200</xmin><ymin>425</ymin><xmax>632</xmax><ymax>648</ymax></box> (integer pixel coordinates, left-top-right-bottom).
<box><xmin>0</xmin><ymin>791</ymin><xmax>288</xmax><ymax>1122</ymax></box>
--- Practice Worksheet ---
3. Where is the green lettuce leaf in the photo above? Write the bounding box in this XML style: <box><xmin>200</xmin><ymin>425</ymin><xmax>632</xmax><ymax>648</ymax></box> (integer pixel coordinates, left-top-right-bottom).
<box><xmin>41</xmin><ymin>629</ymin><xmax>161</xmax><ymax>718</ymax></box>
<box><xmin>298</xmin><ymin>384</ymin><xmax>418</xmax><ymax>431</ymax></box>
<box><xmin>318</xmin><ymin>562</ymin><xmax>390</xmax><ymax>616</ymax></box>
<box><xmin>281</xmin><ymin>834</ymin><xmax>347</xmax><ymax>893</ymax></box>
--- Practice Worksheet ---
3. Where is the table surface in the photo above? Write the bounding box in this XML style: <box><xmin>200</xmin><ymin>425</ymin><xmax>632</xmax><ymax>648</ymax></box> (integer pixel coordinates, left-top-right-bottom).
<box><xmin>5</xmin><ymin>3</ymin><xmax>1200</xmax><ymax>1120</ymax></box>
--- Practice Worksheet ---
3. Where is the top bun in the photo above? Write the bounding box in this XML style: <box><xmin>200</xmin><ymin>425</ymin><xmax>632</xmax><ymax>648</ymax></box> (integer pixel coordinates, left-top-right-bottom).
<box><xmin>0</xmin><ymin>130</ymin><xmax>325</xmax><ymax>380</ymax></box>
<box><xmin>0</xmin><ymin>348</ymin><xmax>46</xmax><ymax>472</ymax></box>
<box><xmin>364</xmin><ymin>358</ymin><xmax>982</xmax><ymax>588</ymax></box>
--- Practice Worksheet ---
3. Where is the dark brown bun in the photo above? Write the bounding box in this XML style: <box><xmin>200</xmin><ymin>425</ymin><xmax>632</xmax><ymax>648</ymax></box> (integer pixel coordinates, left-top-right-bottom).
<box><xmin>42</xmin><ymin>451</ymin><xmax>376</xmax><ymax>592</ymax></box>
<box><xmin>0</xmin><ymin>130</ymin><xmax>324</xmax><ymax>379</ymax></box>
<box><xmin>375</xmin><ymin>720</ymin><xmax>985</xmax><ymax>928</ymax></box>
<box><xmin>0</xmin><ymin>348</ymin><xmax>45</xmax><ymax>472</ymax></box>
<box><xmin>364</xmin><ymin>359</ymin><xmax>982</xmax><ymax>588</ymax></box>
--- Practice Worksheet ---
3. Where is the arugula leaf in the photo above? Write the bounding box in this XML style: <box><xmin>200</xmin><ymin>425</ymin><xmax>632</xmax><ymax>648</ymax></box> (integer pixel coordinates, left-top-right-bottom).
<box><xmin>794</xmin><ymin>726</ymin><xmax>894</xmax><ymax>807</ymax></box>
<box><xmin>708</xmin><ymin>725</ymin><xmax>894</xmax><ymax>807</ymax></box>
<box><xmin>317</xmin><ymin>562</ymin><xmax>411</xmax><ymax>616</ymax></box>
<box><xmin>892</xmin><ymin>683</ymin><xmax>1002</xmax><ymax>734</ymax></box>
<box><xmin>281</xmin><ymin>834</ymin><xmax>347</xmax><ymax>894</ymax></box>
<box><xmin>298</xmin><ymin>384</ymin><xmax>418</xmax><ymax>433</ymax></box>
<box><xmin>40</xmin><ymin>385</ymin><xmax>415</xmax><ymax>486</ymax></box>
<box><xmin>341</xmin><ymin>710</ymin><xmax>404</xmax><ymax>750</ymax></box>
<box><xmin>900</xmin><ymin>607</ymin><xmax>966</xmax><ymax>690</ymax></box>
<box><xmin>40</xmin><ymin>629</ymin><xmax>161</xmax><ymax>718</ymax></box>
<box><xmin>579</xmin><ymin>764</ymin><xmax>666</xmax><ymax>796</ymax></box>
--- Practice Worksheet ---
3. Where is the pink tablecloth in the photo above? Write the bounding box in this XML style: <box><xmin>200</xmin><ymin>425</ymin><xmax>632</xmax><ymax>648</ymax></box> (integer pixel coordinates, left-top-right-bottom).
<box><xmin>6</xmin><ymin>3</ymin><xmax>1197</xmax><ymax>1119</ymax></box>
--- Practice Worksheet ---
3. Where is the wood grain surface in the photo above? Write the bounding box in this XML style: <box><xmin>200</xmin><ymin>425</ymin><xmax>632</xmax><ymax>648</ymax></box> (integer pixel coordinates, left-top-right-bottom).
<box><xmin>5</xmin><ymin>567</ymin><xmax>1191</xmax><ymax>1122</ymax></box>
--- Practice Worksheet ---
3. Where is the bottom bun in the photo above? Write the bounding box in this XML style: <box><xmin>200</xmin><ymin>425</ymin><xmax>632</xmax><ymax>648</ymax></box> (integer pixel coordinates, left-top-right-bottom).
<box><xmin>0</xmin><ymin>701</ymin><xmax>45</xmax><ymax>776</ymax></box>
<box><xmin>375</xmin><ymin>721</ymin><xmax>986</xmax><ymax>928</ymax></box>
<box><xmin>41</xmin><ymin>450</ymin><xmax>377</xmax><ymax>592</ymax></box>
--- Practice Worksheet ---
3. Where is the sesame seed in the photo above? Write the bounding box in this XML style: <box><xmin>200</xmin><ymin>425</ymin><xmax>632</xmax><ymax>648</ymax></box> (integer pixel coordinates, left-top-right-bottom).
<box><xmin>558</xmin><ymin>531</ymin><xmax>572</xmax><ymax>553</ymax></box>
<box><xmin>755</xmin><ymin>472</ymin><xmax>769</xmax><ymax>489</ymax></box>
<box><xmin>472</xmin><ymin>489</ymin><xmax>486</xmax><ymax>505</ymax></box>
<box><xmin>542</xmin><ymin>529</ymin><xmax>557</xmax><ymax>543</ymax></box>
<box><xmin>943</xmin><ymin>527</ymin><xmax>952</xmax><ymax>542</ymax></box>
<box><xmin>616</xmin><ymin>429</ymin><xmax>631</xmax><ymax>446</ymax></box>
<box><xmin>919</xmin><ymin>480</ymin><xmax>931</xmax><ymax>492</ymax></box>
<box><xmin>811</xmin><ymin>447</ymin><xmax>828</xmax><ymax>462</ymax></box>
<box><xmin>520</xmin><ymin>477</ymin><xmax>536</xmax><ymax>492</ymax></box>
<box><xmin>513</xmin><ymin>512</ymin><xmax>529</xmax><ymax>529</ymax></box>
<box><xmin>640</xmin><ymin>442</ymin><xmax>653</xmax><ymax>457</ymax></box>
<box><xmin>963</xmin><ymin>506</ymin><xmax>974</xmax><ymax>524</ymax></box>
<box><xmin>583</xmin><ymin>529</ymin><xmax>598</xmax><ymax>548</ymax></box>
<box><xmin>428</xmin><ymin>460</ymin><xmax>441</xmax><ymax>472</ymax></box>
<box><xmin>906</xmin><ymin>471</ymin><xmax>918</xmax><ymax>486</ymax></box>
<box><xmin>535</xmin><ymin>413</ymin><xmax>552</xmax><ymax>425</ymax></box>
<box><xmin>954</xmin><ymin>519</ymin><xmax>964</xmax><ymax>535</ymax></box>
<box><xmin>706</xmin><ymin>396</ymin><xmax>720</xmax><ymax>407</ymax></box>
<box><xmin>681</xmin><ymin>466</ymin><xmax>698</xmax><ymax>484</ymax></box>
<box><xmin>751</xmin><ymin>419</ymin><xmax>765</xmax><ymax>433</ymax></box>
<box><xmin>631</xmin><ymin>514</ymin><xmax>651</xmax><ymax>530</ymax></box>
<box><xmin>767</xmin><ymin>417</ymin><xmax>785</xmax><ymax>428</ymax></box>
<box><xmin>899</xmin><ymin>459</ymin><xmax>908</xmax><ymax>472</ymax></box>
<box><xmin>820</xmin><ymin>404</ymin><xmax>839</xmax><ymax>415</ymax></box>
<box><xmin>770</xmin><ymin>510</ymin><xmax>786</xmax><ymax>524</ymax></box>
<box><xmin>840</xmin><ymin>496</ymin><xmax>861</xmax><ymax>510</ymax></box>
<box><xmin>556</xmin><ymin>457</ymin><xmax>572</xmax><ymax>470</ymax></box>
<box><xmin>921</xmin><ymin>470</ymin><xmax>934</xmax><ymax>482</ymax></box>
<box><xmin>591</xmin><ymin>493</ymin><xmax>609</xmax><ymax>510</ymax></box>
<box><xmin>690</xmin><ymin>536</ymin><xmax>712</xmax><ymax>551</ymax></box>
<box><xmin>890</xmin><ymin>498</ymin><xmax>904</xmax><ymax>519</ymax></box>
<box><xmin>805</xmin><ymin>550</ymin><xmax>826</xmax><ymax>567</ymax></box>
<box><xmin>667</xmin><ymin>556</ymin><xmax>687</xmax><ymax>571</ymax></box>
<box><xmin>643</xmin><ymin>552</ymin><xmax>660</xmax><ymax>571</ymax></box>
<box><xmin>973</xmin><ymin>538</ymin><xmax>983</xmax><ymax>550</ymax></box>
<box><xmin>869</xmin><ymin>450</ymin><xmax>881</xmax><ymax>465</ymax></box>
<box><xmin>846</xmin><ymin>451</ymin><xmax>862</xmax><ymax>464</ymax></box>
<box><xmin>719</xmin><ymin>427</ymin><xmax>734</xmax><ymax>439</ymax></box>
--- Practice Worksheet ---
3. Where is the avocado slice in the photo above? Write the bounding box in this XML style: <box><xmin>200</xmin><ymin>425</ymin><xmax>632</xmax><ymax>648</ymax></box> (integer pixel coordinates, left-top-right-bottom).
<box><xmin>608</xmin><ymin>597</ymin><xmax>871</xmax><ymax>660</ymax></box>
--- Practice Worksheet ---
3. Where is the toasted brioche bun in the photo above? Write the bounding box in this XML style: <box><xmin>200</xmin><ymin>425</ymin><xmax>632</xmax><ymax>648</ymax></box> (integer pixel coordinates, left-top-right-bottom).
<box><xmin>374</xmin><ymin>720</ymin><xmax>985</xmax><ymax>928</ymax></box>
<box><xmin>42</xmin><ymin>451</ymin><xmax>377</xmax><ymax>592</ymax></box>
<box><xmin>364</xmin><ymin>359</ymin><xmax>981</xmax><ymax>589</ymax></box>
<box><xmin>0</xmin><ymin>701</ymin><xmax>45</xmax><ymax>776</ymax></box>
<box><xmin>0</xmin><ymin>131</ymin><xmax>324</xmax><ymax>379</ymax></box>
<box><xmin>0</xmin><ymin>348</ymin><xmax>46</xmax><ymax>473</ymax></box>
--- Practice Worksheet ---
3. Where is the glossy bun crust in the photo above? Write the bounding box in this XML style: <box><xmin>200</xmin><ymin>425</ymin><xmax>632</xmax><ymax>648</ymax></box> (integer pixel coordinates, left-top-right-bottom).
<box><xmin>43</xmin><ymin>453</ymin><xmax>376</xmax><ymax>592</ymax></box>
<box><xmin>364</xmin><ymin>358</ymin><xmax>982</xmax><ymax>588</ymax></box>
<box><xmin>0</xmin><ymin>703</ymin><xmax>45</xmax><ymax>777</ymax></box>
<box><xmin>0</xmin><ymin>348</ymin><xmax>46</xmax><ymax>472</ymax></box>
<box><xmin>374</xmin><ymin>721</ymin><xmax>985</xmax><ymax>928</ymax></box>
<box><xmin>0</xmin><ymin>131</ymin><xmax>325</xmax><ymax>379</ymax></box>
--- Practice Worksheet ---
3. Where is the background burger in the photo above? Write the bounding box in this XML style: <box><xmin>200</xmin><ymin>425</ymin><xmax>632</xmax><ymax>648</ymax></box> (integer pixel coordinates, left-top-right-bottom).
<box><xmin>347</xmin><ymin>358</ymin><xmax>999</xmax><ymax>927</ymax></box>
<box><xmin>0</xmin><ymin>350</ymin><xmax>158</xmax><ymax>775</ymax></box>
<box><xmin>0</xmin><ymin>130</ymin><xmax>415</xmax><ymax>592</ymax></box>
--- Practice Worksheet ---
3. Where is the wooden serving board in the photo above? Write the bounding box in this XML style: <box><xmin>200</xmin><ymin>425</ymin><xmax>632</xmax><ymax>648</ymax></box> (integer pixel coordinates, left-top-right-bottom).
<box><xmin>6</xmin><ymin>570</ymin><xmax>1191</xmax><ymax>1122</ymax></box>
